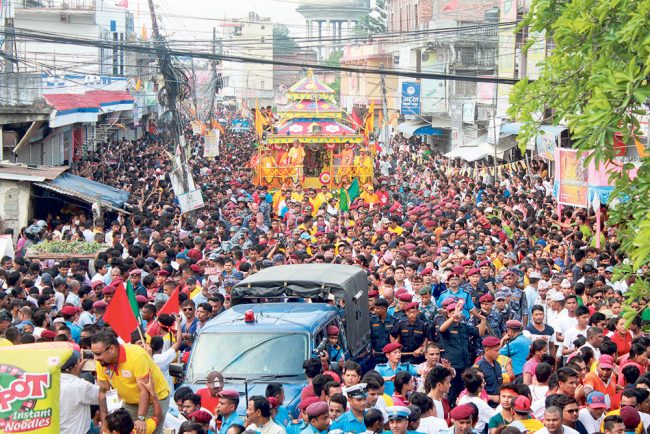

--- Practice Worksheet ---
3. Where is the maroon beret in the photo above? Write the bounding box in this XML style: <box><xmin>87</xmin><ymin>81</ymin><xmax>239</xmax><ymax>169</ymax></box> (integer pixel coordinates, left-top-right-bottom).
<box><xmin>398</xmin><ymin>293</ymin><xmax>413</xmax><ymax>302</ymax></box>
<box><xmin>405</xmin><ymin>302</ymin><xmax>419</xmax><ymax>311</ymax></box>
<box><xmin>218</xmin><ymin>390</ymin><xmax>240</xmax><ymax>401</ymax></box>
<box><xmin>450</xmin><ymin>404</ymin><xmax>474</xmax><ymax>421</ymax></box>
<box><xmin>506</xmin><ymin>319</ymin><xmax>523</xmax><ymax>329</ymax></box>
<box><xmin>299</xmin><ymin>397</ymin><xmax>322</xmax><ymax>411</ymax></box>
<box><xmin>306</xmin><ymin>401</ymin><xmax>329</xmax><ymax>418</ymax></box>
<box><xmin>187</xmin><ymin>410</ymin><xmax>212</xmax><ymax>423</ymax></box>
<box><xmin>136</xmin><ymin>295</ymin><xmax>148</xmax><ymax>303</ymax></box>
<box><xmin>482</xmin><ymin>336</ymin><xmax>501</xmax><ymax>348</ymax></box>
<box><xmin>102</xmin><ymin>285</ymin><xmax>116</xmax><ymax>295</ymax></box>
<box><xmin>479</xmin><ymin>293</ymin><xmax>495</xmax><ymax>303</ymax></box>
<box><xmin>60</xmin><ymin>306</ymin><xmax>79</xmax><ymax>316</ymax></box>
<box><xmin>368</xmin><ymin>289</ymin><xmax>379</xmax><ymax>298</ymax></box>
<box><xmin>467</xmin><ymin>268</ymin><xmax>480</xmax><ymax>276</ymax></box>
<box><xmin>382</xmin><ymin>342</ymin><xmax>402</xmax><ymax>354</ymax></box>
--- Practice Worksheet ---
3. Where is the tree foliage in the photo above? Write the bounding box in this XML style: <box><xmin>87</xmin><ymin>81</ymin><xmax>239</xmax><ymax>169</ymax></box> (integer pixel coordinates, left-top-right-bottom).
<box><xmin>273</xmin><ymin>24</ymin><xmax>299</xmax><ymax>57</ymax></box>
<box><xmin>358</xmin><ymin>0</ymin><xmax>388</xmax><ymax>35</ymax></box>
<box><xmin>508</xmin><ymin>0</ymin><xmax>650</xmax><ymax>312</ymax></box>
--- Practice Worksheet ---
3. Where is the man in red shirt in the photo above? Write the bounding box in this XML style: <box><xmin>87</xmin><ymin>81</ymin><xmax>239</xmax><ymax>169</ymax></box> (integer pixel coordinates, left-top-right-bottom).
<box><xmin>196</xmin><ymin>370</ymin><xmax>224</xmax><ymax>415</ymax></box>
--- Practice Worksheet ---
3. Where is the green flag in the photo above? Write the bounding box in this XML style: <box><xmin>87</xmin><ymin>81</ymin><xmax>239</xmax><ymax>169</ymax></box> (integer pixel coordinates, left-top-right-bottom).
<box><xmin>125</xmin><ymin>280</ymin><xmax>141</xmax><ymax>323</ymax></box>
<box><xmin>348</xmin><ymin>178</ymin><xmax>360</xmax><ymax>202</ymax></box>
<box><xmin>339</xmin><ymin>188</ymin><xmax>349</xmax><ymax>212</ymax></box>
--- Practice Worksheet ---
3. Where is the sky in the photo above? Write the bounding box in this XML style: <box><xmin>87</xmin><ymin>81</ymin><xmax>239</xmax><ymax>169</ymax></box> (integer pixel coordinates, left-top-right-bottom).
<box><xmin>131</xmin><ymin>0</ymin><xmax>307</xmax><ymax>40</ymax></box>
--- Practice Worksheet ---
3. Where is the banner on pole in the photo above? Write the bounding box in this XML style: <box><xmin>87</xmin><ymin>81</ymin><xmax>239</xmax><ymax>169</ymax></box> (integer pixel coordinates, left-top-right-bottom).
<box><xmin>555</xmin><ymin>148</ymin><xmax>588</xmax><ymax>208</ymax></box>
<box><xmin>204</xmin><ymin>129</ymin><xmax>220</xmax><ymax>158</ymax></box>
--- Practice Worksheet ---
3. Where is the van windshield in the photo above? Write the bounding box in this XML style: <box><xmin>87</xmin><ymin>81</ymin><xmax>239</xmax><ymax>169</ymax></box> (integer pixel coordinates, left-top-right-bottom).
<box><xmin>186</xmin><ymin>332</ymin><xmax>309</xmax><ymax>382</ymax></box>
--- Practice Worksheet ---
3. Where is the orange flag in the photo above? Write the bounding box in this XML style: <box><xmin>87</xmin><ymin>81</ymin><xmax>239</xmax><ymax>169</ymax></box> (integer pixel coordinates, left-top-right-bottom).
<box><xmin>104</xmin><ymin>284</ymin><xmax>139</xmax><ymax>343</ymax></box>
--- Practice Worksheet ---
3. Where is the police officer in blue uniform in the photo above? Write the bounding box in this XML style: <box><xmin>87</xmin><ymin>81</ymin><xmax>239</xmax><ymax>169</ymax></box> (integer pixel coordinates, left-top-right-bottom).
<box><xmin>325</xmin><ymin>325</ymin><xmax>344</xmax><ymax>370</ymax></box>
<box><xmin>385</xmin><ymin>406</ymin><xmax>411</xmax><ymax>434</ymax></box>
<box><xmin>373</xmin><ymin>342</ymin><xmax>418</xmax><ymax>396</ymax></box>
<box><xmin>329</xmin><ymin>383</ymin><xmax>367</xmax><ymax>434</ymax></box>
<box><xmin>217</xmin><ymin>390</ymin><xmax>244</xmax><ymax>434</ymax></box>
<box><xmin>301</xmin><ymin>401</ymin><xmax>331</xmax><ymax>434</ymax></box>
<box><xmin>435</xmin><ymin>273</ymin><xmax>480</xmax><ymax>320</ymax></box>
<box><xmin>370</xmin><ymin>299</ymin><xmax>397</xmax><ymax>364</ymax></box>
<box><xmin>288</xmin><ymin>397</ymin><xmax>320</xmax><ymax>434</ymax></box>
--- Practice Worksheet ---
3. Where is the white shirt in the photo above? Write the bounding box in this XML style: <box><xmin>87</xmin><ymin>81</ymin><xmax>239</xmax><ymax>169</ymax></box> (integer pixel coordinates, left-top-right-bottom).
<box><xmin>60</xmin><ymin>373</ymin><xmax>99</xmax><ymax>434</ymax></box>
<box><xmin>432</xmin><ymin>398</ymin><xmax>445</xmax><ymax>420</ymax></box>
<box><xmin>65</xmin><ymin>292</ymin><xmax>81</xmax><ymax>307</ymax></box>
<box><xmin>154</xmin><ymin>347</ymin><xmax>178</xmax><ymax>390</ymax></box>
<box><xmin>530</xmin><ymin>384</ymin><xmax>549</xmax><ymax>420</ymax></box>
<box><xmin>563</xmin><ymin>326</ymin><xmax>588</xmax><ymax>351</ymax></box>
<box><xmin>248</xmin><ymin>419</ymin><xmax>286</xmax><ymax>434</ymax></box>
<box><xmin>536</xmin><ymin>426</ymin><xmax>579</xmax><ymax>434</ymax></box>
<box><xmin>418</xmin><ymin>416</ymin><xmax>448</xmax><ymax>434</ymax></box>
<box><xmin>578</xmin><ymin>407</ymin><xmax>604</xmax><ymax>434</ymax></box>
<box><xmin>457</xmin><ymin>395</ymin><xmax>491</xmax><ymax>433</ymax></box>
<box><xmin>53</xmin><ymin>290</ymin><xmax>65</xmax><ymax>311</ymax></box>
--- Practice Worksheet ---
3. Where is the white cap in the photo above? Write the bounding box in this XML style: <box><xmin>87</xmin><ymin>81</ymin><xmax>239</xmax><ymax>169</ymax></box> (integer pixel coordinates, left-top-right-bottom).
<box><xmin>529</xmin><ymin>271</ymin><xmax>542</xmax><ymax>279</ymax></box>
<box><xmin>538</xmin><ymin>280</ymin><xmax>550</xmax><ymax>290</ymax></box>
<box><xmin>560</xmin><ymin>279</ymin><xmax>572</xmax><ymax>288</ymax></box>
<box><xmin>550</xmin><ymin>292</ymin><xmax>565</xmax><ymax>302</ymax></box>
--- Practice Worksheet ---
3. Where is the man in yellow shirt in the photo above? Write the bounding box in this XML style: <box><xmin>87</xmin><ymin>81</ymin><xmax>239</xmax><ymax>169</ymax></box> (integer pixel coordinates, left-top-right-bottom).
<box><xmin>288</xmin><ymin>140</ymin><xmax>306</xmax><ymax>180</ymax></box>
<box><xmin>92</xmin><ymin>330</ymin><xmax>170</xmax><ymax>434</ymax></box>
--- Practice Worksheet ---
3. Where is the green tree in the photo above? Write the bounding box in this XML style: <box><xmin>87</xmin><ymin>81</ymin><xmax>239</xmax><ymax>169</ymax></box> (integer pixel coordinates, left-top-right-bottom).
<box><xmin>326</xmin><ymin>51</ymin><xmax>343</xmax><ymax>99</ymax></box>
<box><xmin>508</xmin><ymin>0</ymin><xmax>650</xmax><ymax>314</ymax></box>
<box><xmin>358</xmin><ymin>0</ymin><xmax>388</xmax><ymax>35</ymax></box>
<box><xmin>273</xmin><ymin>24</ymin><xmax>299</xmax><ymax>57</ymax></box>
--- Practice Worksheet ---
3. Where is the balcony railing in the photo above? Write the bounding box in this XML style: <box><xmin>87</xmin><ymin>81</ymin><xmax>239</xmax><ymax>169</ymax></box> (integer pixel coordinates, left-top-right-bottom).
<box><xmin>17</xmin><ymin>0</ymin><xmax>96</xmax><ymax>11</ymax></box>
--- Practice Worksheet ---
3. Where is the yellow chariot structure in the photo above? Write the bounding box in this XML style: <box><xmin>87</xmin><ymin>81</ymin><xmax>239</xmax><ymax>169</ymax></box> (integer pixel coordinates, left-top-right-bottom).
<box><xmin>251</xmin><ymin>71</ymin><xmax>374</xmax><ymax>189</ymax></box>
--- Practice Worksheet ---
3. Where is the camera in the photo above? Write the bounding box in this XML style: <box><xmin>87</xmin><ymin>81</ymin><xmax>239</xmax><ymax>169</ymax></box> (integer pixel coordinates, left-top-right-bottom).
<box><xmin>313</xmin><ymin>338</ymin><xmax>328</xmax><ymax>357</ymax></box>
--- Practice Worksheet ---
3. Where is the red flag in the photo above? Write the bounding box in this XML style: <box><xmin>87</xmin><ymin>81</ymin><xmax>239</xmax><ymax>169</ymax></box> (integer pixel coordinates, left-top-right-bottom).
<box><xmin>158</xmin><ymin>286</ymin><xmax>180</xmax><ymax>316</ymax></box>
<box><xmin>104</xmin><ymin>284</ymin><xmax>139</xmax><ymax>343</ymax></box>
<box><xmin>350</xmin><ymin>110</ymin><xmax>363</xmax><ymax>129</ymax></box>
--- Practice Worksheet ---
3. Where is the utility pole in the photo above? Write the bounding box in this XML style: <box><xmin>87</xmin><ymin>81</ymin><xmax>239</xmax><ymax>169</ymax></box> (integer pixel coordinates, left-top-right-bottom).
<box><xmin>380</xmin><ymin>64</ymin><xmax>390</xmax><ymax>154</ymax></box>
<box><xmin>147</xmin><ymin>0</ymin><xmax>190</xmax><ymax>193</ymax></box>
<box><xmin>207</xmin><ymin>26</ymin><xmax>218</xmax><ymax>125</ymax></box>
<box><xmin>190</xmin><ymin>57</ymin><xmax>198</xmax><ymax>115</ymax></box>
<box><xmin>2</xmin><ymin>0</ymin><xmax>18</xmax><ymax>74</ymax></box>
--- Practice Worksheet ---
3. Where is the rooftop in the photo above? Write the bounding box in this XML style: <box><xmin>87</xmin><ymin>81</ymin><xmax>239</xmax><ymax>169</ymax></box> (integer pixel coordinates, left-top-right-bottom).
<box><xmin>0</xmin><ymin>164</ymin><xmax>69</xmax><ymax>182</ymax></box>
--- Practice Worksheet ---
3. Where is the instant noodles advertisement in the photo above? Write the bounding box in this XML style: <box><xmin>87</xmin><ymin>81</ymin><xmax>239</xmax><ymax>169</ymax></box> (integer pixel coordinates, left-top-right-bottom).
<box><xmin>0</xmin><ymin>342</ymin><xmax>73</xmax><ymax>433</ymax></box>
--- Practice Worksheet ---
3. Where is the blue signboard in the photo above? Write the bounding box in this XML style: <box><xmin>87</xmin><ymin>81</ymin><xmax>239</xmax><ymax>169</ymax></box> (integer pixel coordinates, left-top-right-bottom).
<box><xmin>401</xmin><ymin>82</ymin><xmax>421</xmax><ymax>115</ymax></box>
<box><xmin>230</xmin><ymin>119</ymin><xmax>251</xmax><ymax>131</ymax></box>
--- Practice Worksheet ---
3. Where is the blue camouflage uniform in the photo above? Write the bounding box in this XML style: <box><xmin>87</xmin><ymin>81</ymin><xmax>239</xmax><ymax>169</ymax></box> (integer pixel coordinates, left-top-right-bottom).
<box><xmin>419</xmin><ymin>302</ymin><xmax>437</xmax><ymax>322</ymax></box>
<box><xmin>507</xmin><ymin>287</ymin><xmax>528</xmax><ymax>323</ymax></box>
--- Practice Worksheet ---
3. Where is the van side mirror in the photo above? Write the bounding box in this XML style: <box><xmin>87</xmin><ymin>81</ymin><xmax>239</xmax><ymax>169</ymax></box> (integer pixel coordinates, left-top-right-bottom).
<box><xmin>169</xmin><ymin>363</ymin><xmax>185</xmax><ymax>378</ymax></box>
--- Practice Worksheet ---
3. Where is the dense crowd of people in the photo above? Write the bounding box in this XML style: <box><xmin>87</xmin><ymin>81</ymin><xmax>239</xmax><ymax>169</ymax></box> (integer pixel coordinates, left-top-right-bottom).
<box><xmin>1</xmin><ymin>111</ymin><xmax>649</xmax><ymax>434</ymax></box>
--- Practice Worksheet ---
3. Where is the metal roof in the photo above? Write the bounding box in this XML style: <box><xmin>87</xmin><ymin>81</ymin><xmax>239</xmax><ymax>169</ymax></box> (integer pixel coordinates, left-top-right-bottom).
<box><xmin>0</xmin><ymin>164</ymin><xmax>68</xmax><ymax>182</ymax></box>
<box><xmin>200</xmin><ymin>303</ymin><xmax>338</xmax><ymax>334</ymax></box>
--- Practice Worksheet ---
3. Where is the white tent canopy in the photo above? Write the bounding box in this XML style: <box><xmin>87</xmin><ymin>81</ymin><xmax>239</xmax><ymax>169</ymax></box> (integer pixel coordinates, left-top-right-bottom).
<box><xmin>445</xmin><ymin>135</ymin><xmax>519</xmax><ymax>162</ymax></box>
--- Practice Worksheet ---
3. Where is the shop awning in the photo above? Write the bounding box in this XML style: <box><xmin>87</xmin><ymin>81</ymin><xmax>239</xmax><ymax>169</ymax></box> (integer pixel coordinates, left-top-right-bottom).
<box><xmin>479</xmin><ymin>135</ymin><xmax>519</xmax><ymax>160</ymax></box>
<box><xmin>396</xmin><ymin>120</ymin><xmax>445</xmax><ymax>138</ymax></box>
<box><xmin>44</xmin><ymin>90</ymin><xmax>134</xmax><ymax>128</ymax></box>
<box><xmin>35</xmin><ymin>173</ymin><xmax>131</xmax><ymax>210</ymax></box>
<box><xmin>444</xmin><ymin>146</ymin><xmax>488</xmax><ymax>162</ymax></box>
<box><xmin>445</xmin><ymin>134</ymin><xmax>519</xmax><ymax>161</ymax></box>
<box><xmin>500</xmin><ymin>122</ymin><xmax>523</xmax><ymax>135</ymax></box>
